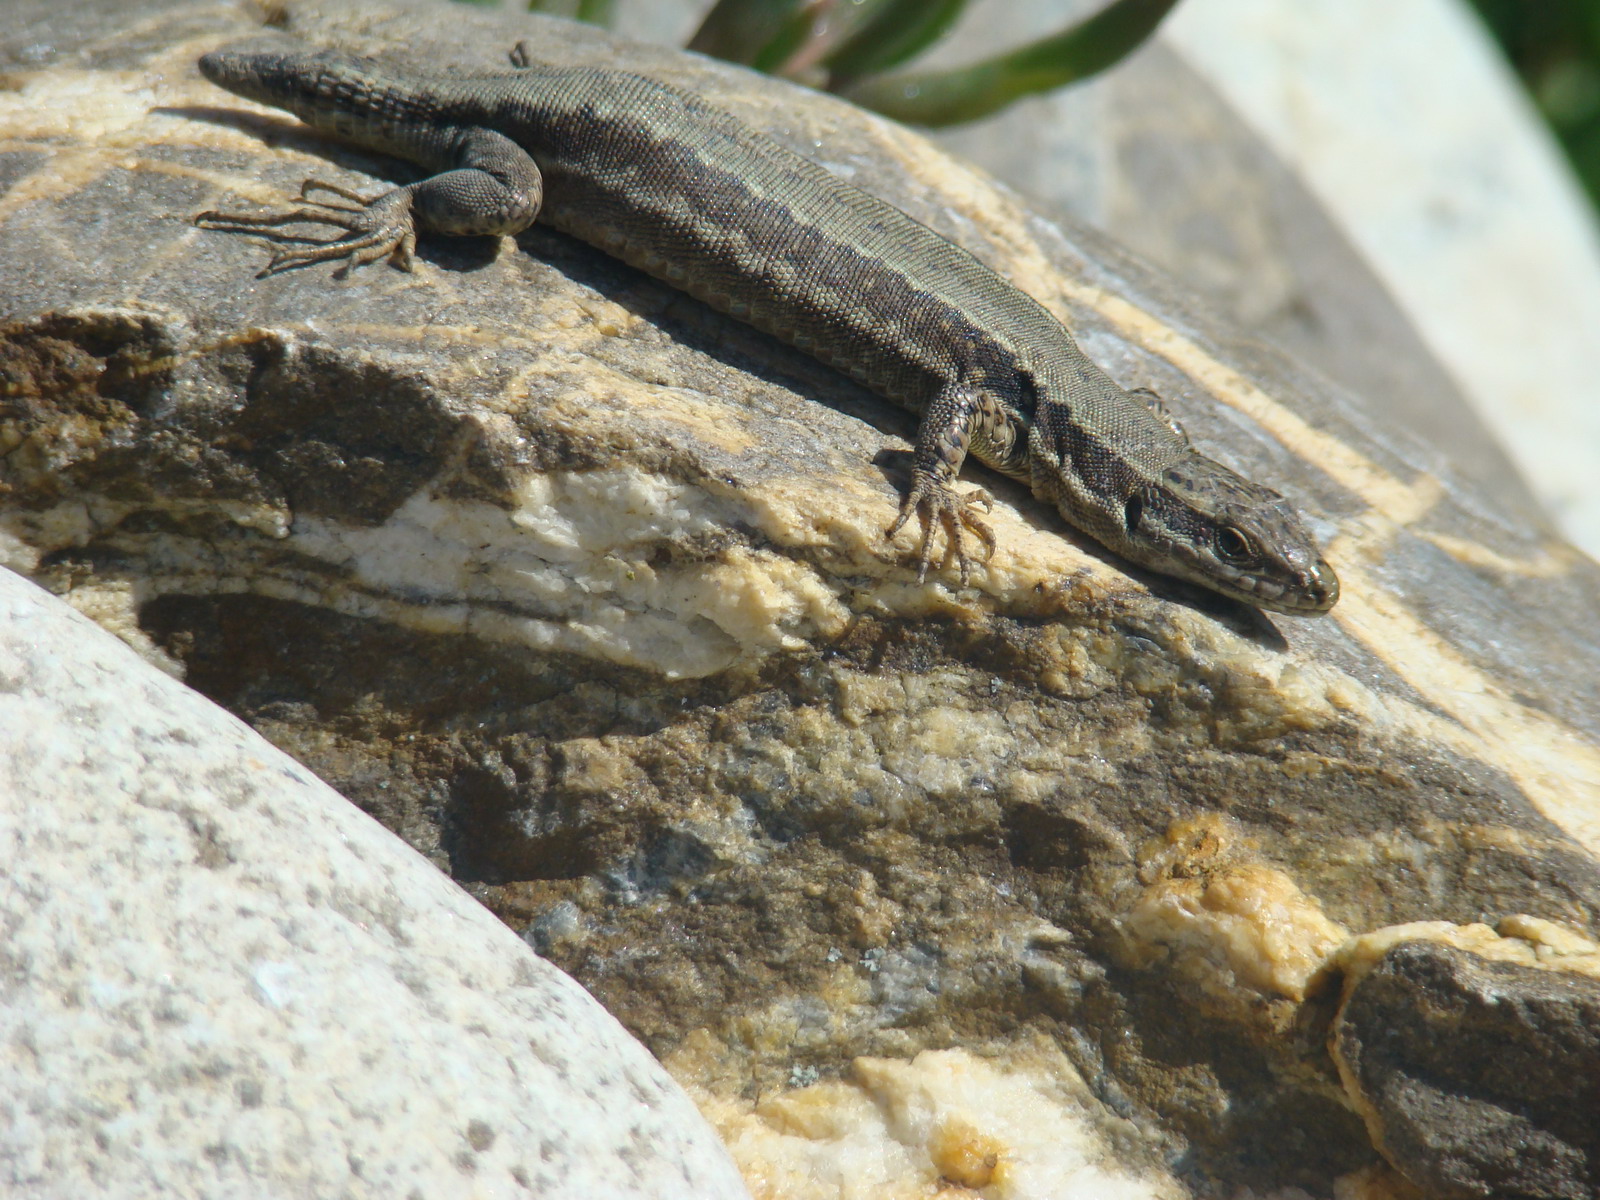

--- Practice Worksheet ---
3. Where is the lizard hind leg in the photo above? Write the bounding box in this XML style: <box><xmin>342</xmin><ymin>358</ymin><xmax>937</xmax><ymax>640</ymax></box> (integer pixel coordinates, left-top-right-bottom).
<box><xmin>195</xmin><ymin>130</ymin><xmax>543</xmax><ymax>277</ymax></box>
<box><xmin>194</xmin><ymin>182</ymin><xmax>419</xmax><ymax>277</ymax></box>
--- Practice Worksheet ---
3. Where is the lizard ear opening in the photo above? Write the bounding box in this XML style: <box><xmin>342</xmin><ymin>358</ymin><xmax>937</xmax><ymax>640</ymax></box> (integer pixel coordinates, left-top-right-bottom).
<box><xmin>1123</xmin><ymin>492</ymin><xmax>1144</xmax><ymax>535</ymax></box>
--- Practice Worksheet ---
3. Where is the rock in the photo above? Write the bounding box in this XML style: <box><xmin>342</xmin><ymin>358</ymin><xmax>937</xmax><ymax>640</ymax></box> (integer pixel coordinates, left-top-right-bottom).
<box><xmin>0</xmin><ymin>565</ymin><xmax>751</xmax><ymax>1197</ymax></box>
<box><xmin>691</xmin><ymin>1038</ymin><xmax>1185</xmax><ymax>1200</ymax></box>
<box><xmin>1328</xmin><ymin>922</ymin><xmax>1600</xmax><ymax>1200</ymax></box>
<box><xmin>4</xmin><ymin>0</ymin><xmax>1600</xmax><ymax>1195</ymax></box>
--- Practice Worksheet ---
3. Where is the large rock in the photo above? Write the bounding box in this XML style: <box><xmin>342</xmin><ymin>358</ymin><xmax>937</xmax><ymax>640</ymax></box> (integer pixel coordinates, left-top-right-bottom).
<box><xmin>1328</xmin><ymin>921</ymin><xmax>1600</xmax><ymax>1200</ymax></box>
<box><xmin>0</xmin><ymin>566</ymin><xmax>753</xmax><ymax>1197</ymax></box>
<box><xmin>0</xmin><ymin>565</ymin><xmax>752</xmax><ymax>1197</ymax></box>
<box><xmin>4</xmin><ymin>0</ymin><xmax>1600</xmax><ymax>1195</ymax></box>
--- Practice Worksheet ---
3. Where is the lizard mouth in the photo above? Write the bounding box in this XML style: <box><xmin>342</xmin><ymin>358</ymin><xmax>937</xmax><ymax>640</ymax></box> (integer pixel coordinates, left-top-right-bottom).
<box><xmin>1150</xmin><ymin>536</ymin><xmax>1341</xmax><ymax>614</ymax></box>
<box><xmin>1236</xmin><ymin>557</ymin><xmax>1340</xmax><ymax>614</ymax></box>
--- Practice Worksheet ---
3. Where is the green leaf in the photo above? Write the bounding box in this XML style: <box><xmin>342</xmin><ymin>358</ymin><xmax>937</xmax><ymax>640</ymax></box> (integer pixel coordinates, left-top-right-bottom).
<box><xmin>768</xmin><ymin>0</ymin><xmax>899</xmax><ymax>80</ymax></box>
<box><xmin>822</xmin><ymin>0</ymin><xmax>970</xmax><ymax>83</ymax></box>
<box><xmin>523</xmin><ymin>0</ymin><xmax>615</xmax><ymax>19</ymax></box>
<box><xmin>688</xmin><ymin>0</ymin><xmax>820</xmax><ymax>71</ymax></box>
<box><xmin>838</xmin><ymin>0</ymin><xmax>1182</xmax><ymax>127</ymax></box>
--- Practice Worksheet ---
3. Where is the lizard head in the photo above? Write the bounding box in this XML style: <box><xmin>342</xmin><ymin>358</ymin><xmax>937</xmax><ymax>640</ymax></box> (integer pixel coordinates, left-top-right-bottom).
<box><xmin>1111</xmin><ymin>454</ymin><xmax>1339</xmax><ymax>614</ymax></box>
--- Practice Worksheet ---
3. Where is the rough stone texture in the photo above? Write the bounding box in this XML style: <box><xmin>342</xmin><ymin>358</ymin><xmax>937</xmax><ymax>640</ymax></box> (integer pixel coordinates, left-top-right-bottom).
<box><xmin>697</xmin><ymin>1040</ymin><xmax>1183</xmax><ymax>1200</ymax></box>
<box><xmin>1330</xmin><ymin>931</ymin><xmax>1600</xmax><ymax>1200</ymax></box>
<box><xmin>5</xmin><ymin>0</ymin><xmax>1600</xmax><ymax>1197</ymax></box>
<box><xmin>0</xmin><ymin>571</ymin><xmax>753</xmax><ymax>1199</ymax></box>
<box><xmin>0</xmin><ymin>563</ymin><xmax>753</xmax><ymax>1197</ymax></box>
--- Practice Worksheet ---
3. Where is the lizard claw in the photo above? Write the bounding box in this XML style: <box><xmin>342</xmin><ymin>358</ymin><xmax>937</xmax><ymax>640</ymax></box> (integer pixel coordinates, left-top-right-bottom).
<box><xmin>885</xmin><ymin>471</ymin><xmax>996</xmax><ymax>585</ymax></box>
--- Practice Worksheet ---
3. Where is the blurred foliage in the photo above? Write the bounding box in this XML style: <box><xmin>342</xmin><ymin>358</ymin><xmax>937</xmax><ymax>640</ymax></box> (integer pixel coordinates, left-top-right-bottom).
<box><xmin>465</xmin><ymin>0</ymin><xmax>1600</xmax><ymax>210</ymax></box>
<box><xmin>833</xmin><ymin>0</ymin><xmax>1179</xmax><ymax>125</ymax></box>
<box><xmin>685</xmin><ymin>0</ymin><xmax>971</xmax><ymax>80</ymax></box>
<box><xmin>520</xmin><ymin>0</ymin><xmax>1178</xmax><ymax>127</ymax></box>
<box><xmin>491</xmin><ymin>0</ymin><xmax>617</xmax><ymax>20</ymax></box>
<box><xmin>1467</xmin><ymin>0</ymin><xmax>1600</xmax><ymax>213</ymax></box>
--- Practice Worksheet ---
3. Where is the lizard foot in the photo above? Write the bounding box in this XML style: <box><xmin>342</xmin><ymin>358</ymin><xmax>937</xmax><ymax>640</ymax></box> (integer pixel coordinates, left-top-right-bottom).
<box><xmin>195</xmin><ymin>180</ymin><xmax>418</xmax><ymax>277</ymax></box>
<box><xmin>885</xmin><ymin>472</ymin><xmax>996</xmax><ymax>585</ymax></box>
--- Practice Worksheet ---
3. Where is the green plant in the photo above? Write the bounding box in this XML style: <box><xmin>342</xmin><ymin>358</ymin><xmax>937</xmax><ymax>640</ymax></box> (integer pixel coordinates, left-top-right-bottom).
<box><xmin>520</xmin><ymin>0</ymin><xmax>1181</xmax><ymax>127</ymax></box>
<box><xmin>1466</xmin><ymin>0</ymin><xmax>1600</xmax><ymax>214</ymax></box>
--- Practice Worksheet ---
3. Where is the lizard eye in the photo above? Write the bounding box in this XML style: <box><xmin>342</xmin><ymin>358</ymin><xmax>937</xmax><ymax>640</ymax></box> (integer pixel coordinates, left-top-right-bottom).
<box><xmin>1215</xmin><ymin>526</ymin><xmax>1255</xmax><ymax>564</ymax></box>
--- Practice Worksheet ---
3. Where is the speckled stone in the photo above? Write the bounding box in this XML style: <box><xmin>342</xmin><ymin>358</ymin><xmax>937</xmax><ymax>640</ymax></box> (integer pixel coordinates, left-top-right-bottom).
<box><xmin>0</xmin><ymin>567</ymin><xmax>750</xmax><ymax>1200</ymax></box>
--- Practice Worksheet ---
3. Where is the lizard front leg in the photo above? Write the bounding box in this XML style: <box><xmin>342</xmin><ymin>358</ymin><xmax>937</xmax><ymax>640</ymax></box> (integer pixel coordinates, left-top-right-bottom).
<box><xmin>885</xmin><ymin>384</ymin><xmax>997</xmax><ymax>585</ymax></box>
<box><xmin>195</xmin><ymin>128</ymin><xmax>544</xmax><ymax>276</ymax></box>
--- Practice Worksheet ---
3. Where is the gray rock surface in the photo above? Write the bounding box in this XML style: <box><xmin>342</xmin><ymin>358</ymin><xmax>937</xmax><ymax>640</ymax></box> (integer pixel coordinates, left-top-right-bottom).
<box><xmin>0</xmin><ymin>566</ymin><xmax>751</xmax><ymax>1199</ymax></box>
<box><xmin>1330</xmin><ymin>928</ymin><xmax>1600</xmax><ymax>1200</ymax></box>
<box><xmin>5</xmin><ymin>0</ymin><xmax>1600</xmax><ymax>1196</ymax></box>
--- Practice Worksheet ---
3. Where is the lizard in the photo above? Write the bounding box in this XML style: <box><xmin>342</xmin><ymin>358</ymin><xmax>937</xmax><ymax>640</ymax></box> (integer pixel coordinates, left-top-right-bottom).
<box><xmin>192</xmin><ymin>42</ymin><xmax>1340</xmax><ymax>615</ymax></box>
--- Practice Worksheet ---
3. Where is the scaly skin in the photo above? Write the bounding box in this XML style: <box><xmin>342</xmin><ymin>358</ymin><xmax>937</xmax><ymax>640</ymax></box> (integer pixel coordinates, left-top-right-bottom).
<box><xmin>194</xmin><ymin>45</ymin><xmax>1339</xmax><ymax>614</ymax></box>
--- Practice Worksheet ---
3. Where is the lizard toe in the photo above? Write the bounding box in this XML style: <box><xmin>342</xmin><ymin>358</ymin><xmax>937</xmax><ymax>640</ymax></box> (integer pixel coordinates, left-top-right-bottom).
<box><xmin>888</xmin><ymin>473</ymin><xmax>994</xmax><ymax>586</ymax></box>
